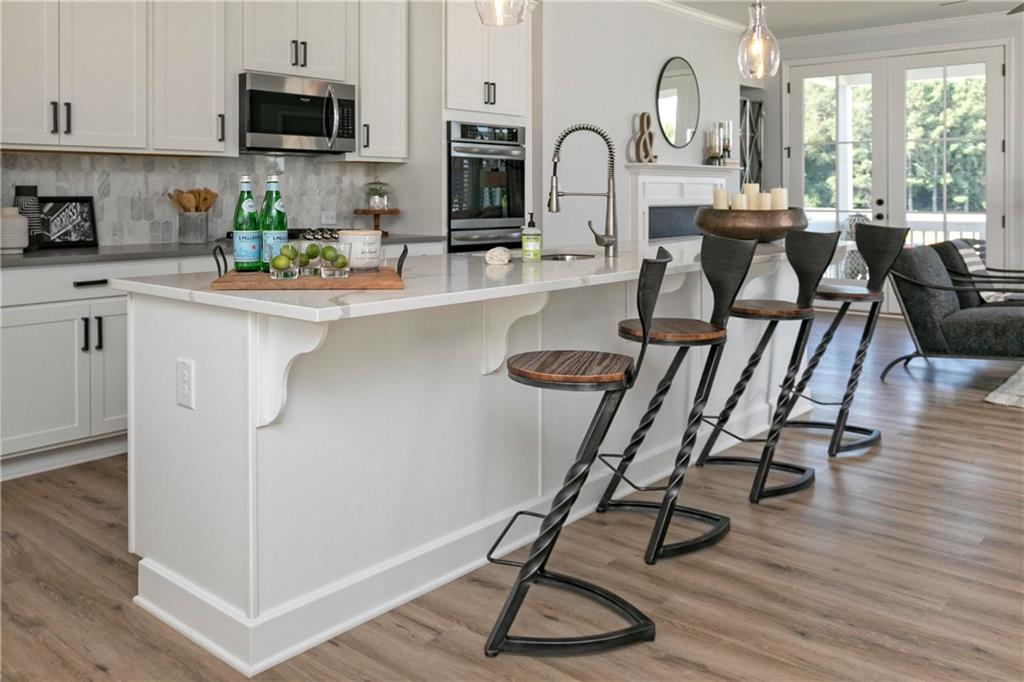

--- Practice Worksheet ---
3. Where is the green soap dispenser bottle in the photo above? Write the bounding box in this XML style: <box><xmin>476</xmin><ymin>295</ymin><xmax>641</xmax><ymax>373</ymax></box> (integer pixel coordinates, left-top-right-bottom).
<box><xmin>521</xmin><ymin>212</ymin><xmax>542</xmax><ymax>262</ymax></box>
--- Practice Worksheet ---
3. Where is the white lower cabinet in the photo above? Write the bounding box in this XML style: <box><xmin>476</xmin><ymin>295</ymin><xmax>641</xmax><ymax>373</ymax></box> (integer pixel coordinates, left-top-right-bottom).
<box><xmin>89</xmin><ymin>299</ymin><xmax>128</xmax><ymax>436</ymax></box>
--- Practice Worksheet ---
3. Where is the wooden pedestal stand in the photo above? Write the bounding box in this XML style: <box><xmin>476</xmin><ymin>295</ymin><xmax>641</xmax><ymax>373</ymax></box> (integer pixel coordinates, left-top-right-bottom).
<box><xmin>353</xmin><ymin>208</ymin><xmax>400</xmax><ymax>238</ymax></box>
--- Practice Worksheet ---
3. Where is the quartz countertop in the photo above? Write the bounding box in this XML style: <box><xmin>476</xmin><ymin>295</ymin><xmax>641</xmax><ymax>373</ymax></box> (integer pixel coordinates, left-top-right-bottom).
<box><xmin>112</xmin><ymin>241</ymin><xmax>837</xmax><ymax>324</ymax></box>
<box><xmin>1</xmin><ymin>233</ymin><xmax>444</xmax><ymax>269</ymax></box>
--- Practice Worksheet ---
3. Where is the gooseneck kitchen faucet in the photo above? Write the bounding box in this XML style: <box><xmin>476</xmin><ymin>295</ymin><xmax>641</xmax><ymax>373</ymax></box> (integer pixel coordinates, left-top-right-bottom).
<box><xmin>547</xmin><ymin>123</ymin><xmax>618</xmax><ymax>258</ymax></box>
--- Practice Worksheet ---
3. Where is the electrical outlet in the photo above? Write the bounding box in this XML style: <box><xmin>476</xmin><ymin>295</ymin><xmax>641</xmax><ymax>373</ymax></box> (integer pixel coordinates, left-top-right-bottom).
<box><xmin>176</xmin><ymin>358</ymin><xmax>196</xmax><ymax>410</ymax></box>
<box><xmin>320</xmin><ymin>210</ymin><xmax>337</xmax><ymax>225</ymax></box>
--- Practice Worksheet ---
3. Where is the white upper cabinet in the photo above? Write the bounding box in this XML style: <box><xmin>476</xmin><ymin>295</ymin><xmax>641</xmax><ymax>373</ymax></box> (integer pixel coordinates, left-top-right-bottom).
<box><xmin>242</xmin><ymin>1</ymin><xmax>300</xmax><ymax>75</ymax></box>
<box><xmin>153</xmin><ymin>1</ymin><xmax>227</xmax><ymax>153</ymax></box>
<box><xmin>445</xmin><ymin>1</ymin><xmax>528</xmax><ymax>117</ymax></box>
<box><xmin>1</xmin><ymin>2</ymin><xmax>60</xmax><ymax>146</ymax></box>
<box><xmin>357</xmin><ymin>0</ymin><xmax>408</xmax><ymax>160</ymax></box>
<box><xmin>59</xmin><ymin>1</ymin><xmax>148</xmax><ymax>148</ymax></box>
<box><xmin>242</xmin><ymin>0</ymin><xmax>355</xmax><ymax>82</ymax></box>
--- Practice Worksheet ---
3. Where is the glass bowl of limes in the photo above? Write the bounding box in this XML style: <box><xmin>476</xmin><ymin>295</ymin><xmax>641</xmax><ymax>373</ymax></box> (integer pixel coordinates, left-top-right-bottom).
<box><xmin>298</xmin><ymin>238</ymin><xmax>323</xmax><ymax>276</ymax></box>
<box><xmin>270</xmin><ymin>242</ymin><xmax>302</xmax><ymax>280</ymax></box>
<box><xmin>319</xmin><ymin>241</ymin><xmax>352</xmax><ymax>279</ymax></box>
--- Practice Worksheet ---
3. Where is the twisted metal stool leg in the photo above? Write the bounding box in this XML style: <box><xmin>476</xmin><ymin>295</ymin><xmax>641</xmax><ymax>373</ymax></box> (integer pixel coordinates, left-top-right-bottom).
<box><xmin>695</xmin><ymin>322</ymin><xmax>778</xmax><ymax>466</ymax></box>
<box><xmin>596</xmin><ymin>347</ymin><xmax>688</xmax><ymax>512</ymax></box>
<box><xmin>792</xmin><ymin>302</ymin><xmax>850</xmax><ymax>397</ymax></box>
<box><xmin>485</xmin><ymin>390</ymin><xmax>655</xmax><ymax>657</ymax></box>
<box><xmin>828</xmin><ymin>301</ymin><xmax>882</xmax><ymax>456</ymax></box>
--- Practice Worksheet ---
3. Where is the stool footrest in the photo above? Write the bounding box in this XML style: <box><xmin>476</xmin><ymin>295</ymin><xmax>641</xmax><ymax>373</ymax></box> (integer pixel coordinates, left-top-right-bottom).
<box><xmin>783</xmin><ymin>420</ymin><xmax>881</xmax><ymax>454</ymax></box>
<box><xmin>699</xmin><ymin>417</ymin><xmax>767</xmax><ymax>445</ymax></box>
<box><xmin>486</xmin><ymin>510</ymin><xmax>546</xmax><ymax>568</ymax></box>
<box><xmin>597</xmin><ymin>454</ymin><xmax>668</xmax><ymax>492</ymax></box>
<box><xmin>700</xmin><ymin>455</ymin><xmax>815</xmax><ymax>499</ymax></box>
<box><xmin>602</xmin><ymin>499</ymin><xmax>730</xmax><ymax>559</ymax></box>
<box><xmin>785</xmin><ymin>388</ymin><xmax>842</xmax><ymax>407</ymax></box>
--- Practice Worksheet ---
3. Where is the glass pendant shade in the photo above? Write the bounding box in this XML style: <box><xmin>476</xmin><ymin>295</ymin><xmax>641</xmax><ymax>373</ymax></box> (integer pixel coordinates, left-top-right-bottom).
<box><xmin>475</xmin><ymin>0</ymin><xmax>529</xmax><ymax>26</ymax></box>
<box><xmin>737</xmin><ymin>2</ymin><xmax>780</xmax><ymax>80</ymax></box>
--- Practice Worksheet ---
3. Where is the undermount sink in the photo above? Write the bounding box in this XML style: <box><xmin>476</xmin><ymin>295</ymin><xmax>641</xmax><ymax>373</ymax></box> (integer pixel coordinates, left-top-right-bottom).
<box><xmin>540</xmin><ymin>253</ymin><xmax>596</xmax><ymax>261</ymax></box>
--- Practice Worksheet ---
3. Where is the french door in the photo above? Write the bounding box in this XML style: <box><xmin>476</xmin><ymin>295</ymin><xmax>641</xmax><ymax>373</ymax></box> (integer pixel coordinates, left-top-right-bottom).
<box><xmin>789</xmin><ymin>46</ymin><xmax>1006</xmax><ymax>268</ymax></box>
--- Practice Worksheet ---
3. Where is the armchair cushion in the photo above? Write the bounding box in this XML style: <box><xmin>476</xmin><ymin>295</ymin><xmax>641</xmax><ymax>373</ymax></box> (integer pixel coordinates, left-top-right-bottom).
<box><xmin>891</xmin><ymin>247</ymin><xmax>961</xmax><ymax>353</ymax></box>
<box><xmin>939</xmin><ymin>306</ymin><xmax>1024</xmax><ymax>357</ymax></box>
<box><xmin>931</xmin><ymin>240</ymin><xmax>985</xmax><ymax>309</ymax></box>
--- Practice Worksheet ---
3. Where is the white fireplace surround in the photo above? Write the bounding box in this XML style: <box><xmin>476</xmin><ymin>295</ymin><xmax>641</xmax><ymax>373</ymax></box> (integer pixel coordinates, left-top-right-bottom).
<box><xmin>627</xmin><ymin>163</ymin><xmax>741</xmax><ymax>245</ymax></box>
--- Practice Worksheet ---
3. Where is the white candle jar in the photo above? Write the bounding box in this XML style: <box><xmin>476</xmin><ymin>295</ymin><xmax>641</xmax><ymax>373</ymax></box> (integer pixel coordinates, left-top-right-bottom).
<box><xmin>340</xmin><ymin>230</ymin><xmax>383</xmax><ymax>271</ymax></box>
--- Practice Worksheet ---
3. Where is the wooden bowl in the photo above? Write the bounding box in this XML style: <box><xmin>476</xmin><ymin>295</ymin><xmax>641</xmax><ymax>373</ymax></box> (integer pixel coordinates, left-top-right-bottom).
<box><xmin>694</xmin><ymin>207</ymin><xmax>808</xmax><ymax>243</ymax></box>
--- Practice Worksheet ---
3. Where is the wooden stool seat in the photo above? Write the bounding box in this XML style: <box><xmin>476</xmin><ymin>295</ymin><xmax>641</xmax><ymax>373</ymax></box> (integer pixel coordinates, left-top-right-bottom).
<box><xmin>618</xmin><ymin>318</ymin><xmax>726</xmax><ymax>346</ymax></box>
<box><xmin>815</xmin><ymin>281</ymin><xmax>884</xmax><ymax>302</ymax></box>
<box><xmin>507</xmin><ymin>350</ymin><xmax>633</xmax><ymax>390</ymax></box>
<box><xmin>731</xmin><ymin>299</ymin><xmax>815</xmax><ymax>320</ymax></box>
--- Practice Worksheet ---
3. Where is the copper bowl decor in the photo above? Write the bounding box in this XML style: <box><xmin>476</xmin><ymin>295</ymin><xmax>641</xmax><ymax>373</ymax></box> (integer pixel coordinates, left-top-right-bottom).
<box><xmin>694</xmin><ymin>207</ymin><xmax>808</xmax><ymax>243</ymax></box>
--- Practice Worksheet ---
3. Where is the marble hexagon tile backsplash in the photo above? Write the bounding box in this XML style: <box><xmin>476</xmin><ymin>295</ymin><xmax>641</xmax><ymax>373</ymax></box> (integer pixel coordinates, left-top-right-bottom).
<box><xmin>1</xmin><ymin>152</ymin><xmax>373</xmax><ymax>245</ymax></box>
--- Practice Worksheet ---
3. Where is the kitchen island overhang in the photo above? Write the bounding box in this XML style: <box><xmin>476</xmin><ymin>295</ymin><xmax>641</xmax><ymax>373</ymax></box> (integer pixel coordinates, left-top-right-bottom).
<box><xmin>114</xmin><ymin>240</ymin><xmax>843</xmax><ymax>675</ymax></box>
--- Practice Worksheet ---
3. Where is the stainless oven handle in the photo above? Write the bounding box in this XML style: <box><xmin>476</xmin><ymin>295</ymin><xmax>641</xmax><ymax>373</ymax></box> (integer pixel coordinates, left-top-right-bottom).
<box><xmin>451</xmin><ymin>231</ymin><xmax>522</xmax><ymax>242</ymax></box>
<box><xmin>325</xmin><ymin>84</ymin><xmax>339</xmax><ymax>148</ymax></box>
<box><xmin>450</xmin><ymin>145</ymin><xmax>525</xmax><ymax>160</ymax></box>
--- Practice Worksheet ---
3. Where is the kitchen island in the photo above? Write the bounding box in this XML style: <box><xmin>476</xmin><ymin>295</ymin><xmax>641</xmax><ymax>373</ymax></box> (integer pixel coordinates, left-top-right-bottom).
<box><xmin>113</xmin><ymin>240</ymin><xmax>836</xmax><ymax>675</ymax></box>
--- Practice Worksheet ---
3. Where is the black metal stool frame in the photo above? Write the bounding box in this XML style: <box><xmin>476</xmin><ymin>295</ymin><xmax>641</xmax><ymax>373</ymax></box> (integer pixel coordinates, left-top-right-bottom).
<box><xmin>594</xmin><ymin>234</ymin><xmax>758</xmax><ymax>565</ymax></box>
<box><xmin>697</xmin><ymin>230</ymin><xmax>841</xmax><ymax>503</ymax></box>
<box><xmin>484</xmin><ymin>248</ymin><xmax>673</xmax><ymax>658</ymax></box>
<box><xmin>785</xmin><ymin>223</ymin><xmax>909</xmax><ymax>456</ymax></box>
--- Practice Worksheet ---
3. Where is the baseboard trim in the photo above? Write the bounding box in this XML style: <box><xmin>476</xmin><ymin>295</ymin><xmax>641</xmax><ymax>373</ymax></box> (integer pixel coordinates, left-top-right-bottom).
<box><xmin>136</xmin><ymin>403</ymin><xmax>779</xmax><ymax>676</ymax></box>
<box><xmin>1</xmin><ymin>434</ymin><xmax>127</xmax><ymax>481</ymax></box>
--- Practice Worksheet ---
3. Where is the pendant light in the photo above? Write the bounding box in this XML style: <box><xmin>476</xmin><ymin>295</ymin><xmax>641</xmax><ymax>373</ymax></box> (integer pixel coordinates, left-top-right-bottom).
<box><xmin>737</xmin><ymin>1</ymin><xmax>780</xmax><ymax>80</ymax></box>
<box><xmin>475</xmin><ymin>0</ymin><xmax>530</xmax><ymax>26</ymax></box>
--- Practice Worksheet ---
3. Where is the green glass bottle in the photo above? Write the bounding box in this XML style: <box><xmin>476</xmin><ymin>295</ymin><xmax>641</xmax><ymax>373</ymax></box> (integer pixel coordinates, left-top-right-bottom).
<box><xmin>232</xmin><ymin>175</ymin><xmax>261</xmax><ymax>272</ymax></box>
<box><xmin>259</xmin><ymin>174</ymin><xmax>288</xmax><ymax>273</ymax></box>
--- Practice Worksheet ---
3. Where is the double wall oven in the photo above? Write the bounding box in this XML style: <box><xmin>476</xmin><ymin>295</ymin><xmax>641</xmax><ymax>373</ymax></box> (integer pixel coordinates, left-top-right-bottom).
<box><xmin>448</xmin><ymin>122</ymin><xmax>526</xmax><ymax>252</ymax></box>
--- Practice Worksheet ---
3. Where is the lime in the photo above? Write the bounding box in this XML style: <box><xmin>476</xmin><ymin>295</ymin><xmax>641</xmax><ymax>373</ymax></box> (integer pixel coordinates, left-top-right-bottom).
<box><xmin>271</xmin><ymin>254</ymin><xmax>292</xmax><ymax>271</ymax></box>
<box><xmin>298</xmin><ymin>253</ymin><xmax>310</xmax><ymax>267</ymax></box>
<box><xmin>305</xmin><ymin>243</ymin><xmax>321</xmax><ymax>259</ymax></box>
<box><xmin>321</xmin><ymin>245</ymin><xmax>339</xmax><ymax>262</ymax></box>
<box><xmin>332</xmin><ymin>254</ymin><xmax>348</xmax><ymax>269</ymax></box>
<box><xmin>280</xmin><ymin>244</ymin><xmax>298</xmax><ymax>260</ymax></box>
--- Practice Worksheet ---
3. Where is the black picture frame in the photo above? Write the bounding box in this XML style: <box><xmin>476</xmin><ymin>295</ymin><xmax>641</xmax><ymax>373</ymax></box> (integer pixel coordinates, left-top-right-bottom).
<box><xmin>33</xmin><ymin>196</ymin><xmax>98</xmax><ymax>249</ymax></box>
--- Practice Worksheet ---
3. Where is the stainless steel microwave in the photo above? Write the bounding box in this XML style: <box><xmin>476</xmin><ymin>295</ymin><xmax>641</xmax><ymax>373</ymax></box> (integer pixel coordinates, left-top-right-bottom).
<box><xmin>238</xmin><ymin>72</ymin><xmax>355</xmax><ymax>154</ymax></box>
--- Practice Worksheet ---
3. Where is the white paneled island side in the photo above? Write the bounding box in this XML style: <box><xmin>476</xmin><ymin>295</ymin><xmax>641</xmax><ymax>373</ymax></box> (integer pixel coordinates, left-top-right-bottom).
<box><xmin>113</xmin><ymin>240</ymin><xmax>840</xmax><ymax>675</ymax></box>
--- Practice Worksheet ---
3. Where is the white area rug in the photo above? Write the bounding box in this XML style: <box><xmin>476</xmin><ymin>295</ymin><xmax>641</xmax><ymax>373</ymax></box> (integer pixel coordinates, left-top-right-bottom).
<box><xmin>985</xmin><ymin>365</ymin><xmax>1024</xmax><ymax>407</ymax></box>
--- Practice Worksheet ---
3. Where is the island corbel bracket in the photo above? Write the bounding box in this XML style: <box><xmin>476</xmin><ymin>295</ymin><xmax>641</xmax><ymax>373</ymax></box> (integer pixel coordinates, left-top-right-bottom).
<box><xmin>481</xmin><ymin>292</ymin><xmax>550</xmax><ymax>375</ymax></box>
<box><xmin>255</xmin><ymin>315</ymin><xmax>329</xmax><ymax>427</ymax></box>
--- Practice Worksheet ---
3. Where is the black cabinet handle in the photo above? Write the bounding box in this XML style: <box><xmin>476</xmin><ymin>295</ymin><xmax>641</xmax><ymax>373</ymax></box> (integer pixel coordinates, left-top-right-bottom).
<box><xmin>73</xmin><ymin>279</ymin><xmax>108</xmax><ymax>288</ymax></box>
<box><xmin>95</xmin><ymin>316</ymin><xmax>103</xmax><ymax>351</ymax></box>
<box><xmin>484</xmin><ymin>81</ymin><xmax>490</xmax><ymax>105</ymax></box>
<box><xmin>81</xmin><ymin>317</ymin><xmax>90</xmax><ymax>352</ymax></box>
<box><xmin>363</xmin><ymin>123</ymin><xmax>370</xmax><ymax>148</ymax></box>
<box><xmin>300</xmin><ymin>41</ymin><xmax>308</xmax><ymax>67</ymax></box>
<box><xmin>218</xmin><ymin>113</ymin><xmax>226</xmax><ymax>142</ymax></box>
<box><xmin>490</xmin><ymin>82</ymin><xmax>496</xmax><ymax>105</ymax></box>
<box><xmin>64</xmin><ymin>102</ymin><xmax>71</xmax><ymax>134</ymax></box>
<box><xmin>50</xmin><ymin>101</ymin><xmax>59</xmax><ymax>134</ymax></box>
<box><xmin>291</xmin><ymin>39</ymin><xmax>299</xmax><ymax>66</ymax></box>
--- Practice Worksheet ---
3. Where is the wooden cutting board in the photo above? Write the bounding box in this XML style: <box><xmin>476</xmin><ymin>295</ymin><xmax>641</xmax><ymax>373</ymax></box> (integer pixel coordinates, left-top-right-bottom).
<box><xmin>209</xmin><ymin>267</ymin><xmax>404</xmax><ymax>290</ymax></box>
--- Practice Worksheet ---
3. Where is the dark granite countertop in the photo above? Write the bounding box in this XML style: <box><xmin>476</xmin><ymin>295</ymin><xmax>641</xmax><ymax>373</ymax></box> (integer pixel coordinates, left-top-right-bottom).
<box><xmin>0</xmin><ymin>233</ymin><xmax>445</xmax><ymax>269</ymax></box>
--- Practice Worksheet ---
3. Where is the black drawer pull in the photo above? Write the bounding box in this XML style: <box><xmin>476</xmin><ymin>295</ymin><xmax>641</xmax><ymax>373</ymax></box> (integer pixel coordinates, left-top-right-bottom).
<box><xmin>64</xmin><ymin>102</ymin><xmax>72</xmax><ymax>135</ymax></box>
<box><xmin>217</xmin><ymin>113</ymin><xmax>226</xmax><ymax>142</ymax></box>
<box><xmin>81</xmin><ymin>317</ymin><xmax>90</xmax><ymax>352</ymax></box>
<box><xmin>73</xmin><ymin>279</ymin><xmax>109</xmax><ymax>288</ymax></box>
<box><xmin>95</xmin><ymin>316</ymin><xmax>104</xmax><ymax>351</ymax></box>
<box><xmin>50</xmin><ymin>101</ymin><xmax>59</xmax><ymax>134</ymax></box>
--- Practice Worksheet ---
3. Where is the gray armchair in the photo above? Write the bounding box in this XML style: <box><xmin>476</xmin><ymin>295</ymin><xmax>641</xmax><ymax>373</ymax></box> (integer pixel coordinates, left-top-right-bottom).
<box><xmin>881</xmin><ymin>245</ymin><xmax>1024</xmax><ymax>380</ymax></box>
<box><xmin>930</xmin><ymin>239</ymin><xmax>1024</xmax><ymax>308</ymax></box>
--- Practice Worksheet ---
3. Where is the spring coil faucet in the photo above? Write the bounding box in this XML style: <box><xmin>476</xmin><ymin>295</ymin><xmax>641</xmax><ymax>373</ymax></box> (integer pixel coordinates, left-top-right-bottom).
<box><xmin>547</xmin><ymin>123</ymin><xmax>618</xmax><ymax>258</ymax></box>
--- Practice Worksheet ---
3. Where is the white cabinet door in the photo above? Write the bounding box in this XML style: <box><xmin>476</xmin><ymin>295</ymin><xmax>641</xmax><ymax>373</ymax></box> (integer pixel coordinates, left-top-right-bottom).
<box><xmin>243</xmin><ymin>0</ymin><xmax>300</xmax><ymax>75</ymax></box>
<box><xmin>90</xmin><ymin>299</ymin><xmax>128</xmax><ymax>436</ymax></box>
<box><xmin>153</xmin><ymin>2</ymin><xmax>227</xmax><ymax>153</ymax></box>
<box><xmin>298</xmin><ymin>0</ymin><xmax>357</xmax><ymax>82</ymax></box>
<box><xmin>1</xmin><ymin>2</ymin><xmax>60</xmax><ymax>146</ymax></box>
<box><xmin>485</xmin><ymin>22</ymin><xmax>526</xmax><ymax>117</ymax></box>
<box><xmin>357</xmin><ymin>0</ymin><xmax>407</xmax><ymax>159</ymax></box>
<box><xmin>445</xmin><ymin>1</ymin><xmax>490</xmax><ymax>114</ymax></box>
<box><xmin>1</xmin><ymin>302</ymin><xmax>92</xmax><ymax>455</ymax></box>
<box><xmin>58</xmin><ymin>1</ymin><xmax>148</xmax><ymax>148</ymax></box>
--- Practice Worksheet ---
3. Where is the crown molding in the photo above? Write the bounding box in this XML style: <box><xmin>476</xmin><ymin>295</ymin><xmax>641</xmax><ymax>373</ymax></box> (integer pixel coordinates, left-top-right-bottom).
<box><xmin>780</xmin><ymin>10</ymin><xmax>1018</xmax><ymax>48</ymax></box>
<box><xmin>646</xmin><ymin>1</ymin><xmax>746</xmax><ymax>33</ymax></box>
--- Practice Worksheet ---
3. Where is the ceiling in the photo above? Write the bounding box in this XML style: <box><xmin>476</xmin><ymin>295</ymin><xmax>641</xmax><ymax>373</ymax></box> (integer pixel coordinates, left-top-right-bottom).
<box><xmin>683</xmin><ymin>1</ymin><xmax>1021</xmax><ymax>38</ymax></box>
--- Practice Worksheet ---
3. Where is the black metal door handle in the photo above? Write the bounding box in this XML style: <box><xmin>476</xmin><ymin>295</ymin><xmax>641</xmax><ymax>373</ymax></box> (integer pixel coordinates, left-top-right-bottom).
<box><xmin>363</xmin><ymin>123</ymin><xmax>369</xmax><ymax>148</ymax></box>
<box><xmin>81</xmin><ymin>317</ymin><xmax>90</xmax><ymax>352</ymax></box>
<box><xmin>490</xmin><ymin>82</ymin><xmax>496</xmax><ymax>105</ymax></box>
<box><xmin>291</xmin><ymin>39</ymin><xmax>299</xmax><ymax>66</ymax></box>
<box><xmin>875</xmin><ymin>198</ymin><xmax>885</xmax><ymax>206</ymax></box>
<box><xmin>64</xmin><ymin>102</ymin><xmax>71</xmax><ymax>134</ymax></box>
<box><xmin>484</xmin><ymin>81</ymin><xmax>490</xmax><ymax>105</ymax></box>
<box><xmin>300</xmin><ymin>41</ymin><xmax>308</xmax><ymax>67</ymax></box>
<box><xmin>73</xmin><ymin>279</ymin><xmax>108</xmax><ymax>288</ymax></box>
<box><xmin>95</xmin><ymin>316</ymin><xmax>103</xmax><ymax>351</ymax></box>
<box><xmin>50</xmin><ymin>101</ymin><xmax>59</xmax><ymax>134</ymax></box>
<box><xmin>875</xmin><ymin>213</ymin><xmax>885</xmax><ymax>220</ymax></box>
<box><xmin>218</xmin><ymin>113</ymin><xmax>226</xmax><ymax>142</ymax></box>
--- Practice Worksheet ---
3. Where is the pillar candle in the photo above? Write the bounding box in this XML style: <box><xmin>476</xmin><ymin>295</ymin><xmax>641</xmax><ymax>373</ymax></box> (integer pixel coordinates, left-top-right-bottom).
<box><xmin>742</xmin><ymin>183</ymin><xmax>760</xmax><ymax>199</ymax></box>
<box><xmin>770</xmin><ymin>187</ymin><xmax>789</xmax><ymax>210</ymax></box>
<box><xmin>731</xmin><ymin>193</ymin><xmax>748</xmax><ymax>210</ymax></box>
<box><xmin>758</xmin><ymin>192</ymin><xmax>773</xmax><ymax>210</ymax></box>
<box><xmin>712</xmin><ymin>187</ymin><xmax>729</xmax><ymax>210</ymax></box>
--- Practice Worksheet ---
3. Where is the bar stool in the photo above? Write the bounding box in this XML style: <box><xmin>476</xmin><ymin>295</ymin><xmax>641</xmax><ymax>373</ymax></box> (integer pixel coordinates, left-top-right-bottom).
<box><xmin>594</xmin><ymin>234</ymin><xmax>758</xmax><ymax>565</ymax></box>
<box><xmin>785</xmin><ymin>223</ymin><xmax>909</xmax><ymax>456</ymax></box>
<box><xmin>484</xmin><ymin>247</ymin><xmax>672</xmax><ymax>657</ymax></box>
<box><xmin>696</xmin><ymin>230</ymin><xmax>840</xmax><ymax>503</ymax></box>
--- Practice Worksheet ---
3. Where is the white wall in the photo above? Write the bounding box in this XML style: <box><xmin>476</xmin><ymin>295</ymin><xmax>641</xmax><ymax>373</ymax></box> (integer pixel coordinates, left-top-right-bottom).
<box><xmin>761</xmin><ymin>12</ymin><xmax>1024</xmax><ymax>267</ymax></box>
<box><xmin>534</xmin><ymin>1</ymin><xmax>742</xmax><ymax>248</ymax></box>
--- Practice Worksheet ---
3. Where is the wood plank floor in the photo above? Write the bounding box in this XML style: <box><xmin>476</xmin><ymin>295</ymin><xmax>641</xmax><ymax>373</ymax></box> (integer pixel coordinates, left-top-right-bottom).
<box><xmin>4</xmin><ymin>315</ymin><xmax>1023</xmax><ymax>681</ymax></box>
